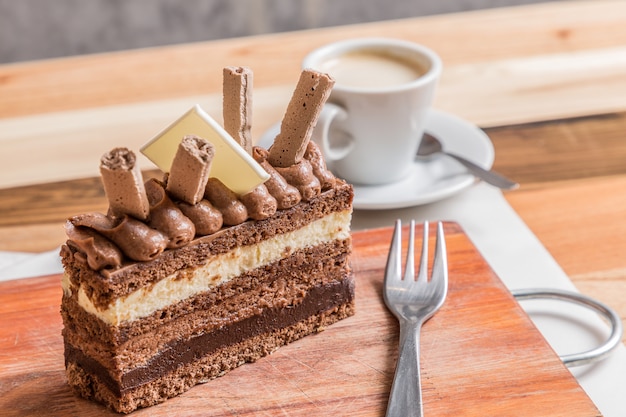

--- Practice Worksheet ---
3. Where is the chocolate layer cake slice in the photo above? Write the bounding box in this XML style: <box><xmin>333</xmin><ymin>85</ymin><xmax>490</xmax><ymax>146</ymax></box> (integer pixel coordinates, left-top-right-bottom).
<box><xmin>60</xmin><ymin>68</ymin><xmax>354</xmax><ymax>413</ymax></box>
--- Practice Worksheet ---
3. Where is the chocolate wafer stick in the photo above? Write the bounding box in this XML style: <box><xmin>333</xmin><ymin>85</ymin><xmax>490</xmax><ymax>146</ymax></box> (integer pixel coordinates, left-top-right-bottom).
<box><xmin>268</xmin><ymin>69</ymin><xmax>334</xmax><ymax>168</ymax></box>
<box><xmin>100</xmin><ymin>147</ymin><xmax>150</xmax><ymax>220</ymax></box>
<box><xmin>166</xmin><ymin>135</ymin><xmax>214</xmax><ymax>205</ymax></box>
<box><xmin>223</xmin><ymin>66</ymin><xmax>253</xmax><ymax>154</ymax></box>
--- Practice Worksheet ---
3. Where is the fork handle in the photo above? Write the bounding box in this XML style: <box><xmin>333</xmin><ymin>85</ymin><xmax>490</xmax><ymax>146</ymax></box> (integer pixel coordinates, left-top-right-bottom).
<box><xmin>386</xmin><ymin>321</ymin><xmax>424</xmax><ymax>417</ymax></box>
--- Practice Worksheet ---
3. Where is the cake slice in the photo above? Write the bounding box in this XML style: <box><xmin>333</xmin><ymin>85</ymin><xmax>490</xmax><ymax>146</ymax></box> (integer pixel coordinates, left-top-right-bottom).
<box><xmin>60</xmin><ymin>68</ymin><xmax>354</xmax><ymax>413</ymax></box>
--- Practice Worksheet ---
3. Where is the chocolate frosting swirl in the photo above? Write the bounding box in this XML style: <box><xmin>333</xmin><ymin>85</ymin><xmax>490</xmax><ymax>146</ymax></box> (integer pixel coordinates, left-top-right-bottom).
<box><xmin>70</xmin><ymin>213</ymin><xmax>168</xmax><ymax>262</ymax></box>
<box><xmin>240</xmin><ymin>184</ymin><xmax>277</xmax><ymax>221</ymax></box>
<box><xmin>178</xmin><ymin>200</ymin><xmax>223</xmax><ymax>236</ymax></box>
<box><xmin>304</xmin><ymin>141</ymin><xmax>336</xmax><ymax>191</ymax></box>
<box><xmin>145</xmin><ymin>179</ymin><xmax>195</xmax><ymax>248</ymax></box>
<box><xmin>274</xmin><ymin>158</ymin><xmax>321</xmax><ymax>201</ymax></box>
<box><xmin>65</xmin><ymin>221</ymin><xmax>123</xmax><ymax>270</ymax></box>
<box><xmin>253</xmin><ymin>147</ymin><xmax>301</xmax><ymax>210</ymax></box>
<box><xmin>204</xmin><ymin>178</ymin><xmax>248</xmax><ymax>226</ymax></box>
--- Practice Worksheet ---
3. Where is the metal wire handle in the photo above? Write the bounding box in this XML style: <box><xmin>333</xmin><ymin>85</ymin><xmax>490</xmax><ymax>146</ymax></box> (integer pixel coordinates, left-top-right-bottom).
<box><xmin>512</xmin><ymin>288</ymin><xmax>623</xmax><ymax>367</ymax></box>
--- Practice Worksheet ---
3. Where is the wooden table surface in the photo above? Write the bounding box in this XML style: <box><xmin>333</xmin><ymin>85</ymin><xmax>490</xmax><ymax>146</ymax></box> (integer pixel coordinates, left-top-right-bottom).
<box><xmin>1</xmin><ymin>0</ymin><xmax>625</xmax><ymax>348</ymax></box>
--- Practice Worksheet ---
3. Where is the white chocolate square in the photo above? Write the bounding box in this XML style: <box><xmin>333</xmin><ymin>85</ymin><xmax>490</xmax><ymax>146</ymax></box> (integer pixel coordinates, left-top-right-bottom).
<box><xmin>141</xmin><ymin>105</ymin><xmax>269</xmax><ymax>195</ymax></box>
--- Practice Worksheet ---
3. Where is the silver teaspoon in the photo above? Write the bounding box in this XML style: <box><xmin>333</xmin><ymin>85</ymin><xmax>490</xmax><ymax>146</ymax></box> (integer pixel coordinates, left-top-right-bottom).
<box><xmin>417</xmin><ymin>133</ymin><xmax>519</xmax><ymax>190</ymax></box>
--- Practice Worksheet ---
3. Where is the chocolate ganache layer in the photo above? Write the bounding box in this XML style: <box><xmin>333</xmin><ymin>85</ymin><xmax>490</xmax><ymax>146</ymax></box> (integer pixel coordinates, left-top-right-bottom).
<box><xmin>65</xmin><ymin>275</ymin><xmax>355</xmax><ymax>396</ymax></box>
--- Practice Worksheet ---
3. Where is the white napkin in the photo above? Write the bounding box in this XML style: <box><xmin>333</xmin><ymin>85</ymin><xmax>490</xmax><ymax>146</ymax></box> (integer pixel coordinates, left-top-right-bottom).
<box><xmin>0</xmin><ymin>248</ymin><xmax>63</xmax><ymax>282</ymax></box>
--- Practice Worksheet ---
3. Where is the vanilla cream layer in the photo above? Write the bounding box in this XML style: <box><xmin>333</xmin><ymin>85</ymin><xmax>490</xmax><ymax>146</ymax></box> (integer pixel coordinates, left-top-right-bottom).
<box><xmin>67</xmin><ymin>210</ymin><xmax>351</xmax><ymax>326</ymax></box>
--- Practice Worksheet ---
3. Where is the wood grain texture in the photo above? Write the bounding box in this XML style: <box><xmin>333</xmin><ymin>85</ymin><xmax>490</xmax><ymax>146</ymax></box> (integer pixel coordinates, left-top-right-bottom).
<box><xmin>2</xmin><ymin>109</ymin><xmax>625</xmax><ymax>248</ymax></box>
<box><xmin>487</xmin><ymin>112</ymin><xmax>626</xmax><ymax>184</ymax></box>
<box><xmin>2</xmin><ymin>2</ymin><xmax>626</xmax><ymax>190</ymax></box>
<box><xmin>1</xmin><ymin>1</ymin><xmax>625</xmax><ymax>120</ymax></box>
<box><xmin>0</xmin><ymin>224</ymin><xmax>599</xmax><ymax>416</ymax></box>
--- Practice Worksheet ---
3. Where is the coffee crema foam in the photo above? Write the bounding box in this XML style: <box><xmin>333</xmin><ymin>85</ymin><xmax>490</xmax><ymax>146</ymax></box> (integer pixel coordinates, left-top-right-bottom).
<box><xmin>319</xmin><ymin>50</ymin><xmax>427</xmax><ymax>89</ymax></box>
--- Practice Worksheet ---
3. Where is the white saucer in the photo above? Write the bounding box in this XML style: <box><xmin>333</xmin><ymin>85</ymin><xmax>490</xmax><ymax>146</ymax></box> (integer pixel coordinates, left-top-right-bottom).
<box><xmin>258</xmin><ymin>109</ymin><xmax>494</xmax><ymax>210</ymax></box>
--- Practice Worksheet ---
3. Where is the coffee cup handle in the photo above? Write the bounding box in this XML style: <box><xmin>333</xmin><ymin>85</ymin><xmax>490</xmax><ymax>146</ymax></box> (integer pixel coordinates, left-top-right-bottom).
<box><xmin>312</xmin><ymin>103</ymin><xmax>354</xmax><ymax>161</ymax></box>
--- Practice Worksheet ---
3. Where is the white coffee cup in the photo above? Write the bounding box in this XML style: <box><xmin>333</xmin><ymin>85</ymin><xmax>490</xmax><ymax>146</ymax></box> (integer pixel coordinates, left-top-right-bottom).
<box><xmin>303</xmin><ymin>38</ymin><xmax>442</xmax><ymax>185</ymax></box>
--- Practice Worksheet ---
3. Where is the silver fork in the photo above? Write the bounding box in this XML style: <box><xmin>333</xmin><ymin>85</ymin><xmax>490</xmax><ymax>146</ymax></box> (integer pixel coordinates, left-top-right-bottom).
<box><xmin>383</xmin><ymin>220</ymin><xmax>448</xmax><ymax>417</ymax></box>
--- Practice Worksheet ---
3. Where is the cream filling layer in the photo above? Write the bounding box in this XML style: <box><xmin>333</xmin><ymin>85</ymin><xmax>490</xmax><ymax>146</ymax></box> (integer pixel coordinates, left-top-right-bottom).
<box><xmin>68</xmin><ymin>210</ymin><xmax>351</xmax><ymax>326</ymax></box>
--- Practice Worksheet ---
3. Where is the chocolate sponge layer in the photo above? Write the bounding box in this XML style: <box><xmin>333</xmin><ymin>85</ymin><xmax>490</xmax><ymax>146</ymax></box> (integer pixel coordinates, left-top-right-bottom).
<box><xmin>65</xmin><ymin>275</ymin><xmax>355</xmax><ymax>414</ymax></box>
<box><xmin>62</xmin><ymin>239</ymin><xmax>351</xmax><ymax>371</ymax></box>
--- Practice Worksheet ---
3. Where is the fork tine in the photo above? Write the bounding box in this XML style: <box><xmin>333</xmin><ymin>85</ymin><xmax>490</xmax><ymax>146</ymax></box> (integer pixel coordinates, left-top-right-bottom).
<box><xmin>403</xmin><ymin>220</ymin><xmax>416</xmax><ymax>281</ymax></box>
<box><xmin>417</xmin><ymin>221</ymin><xmax>429</xmax><ymax>283</ymax></box>
<box><xmin>385</xmin><ymin>219</ymin><xmax>403</xmax><ymax>284</ymax></box>
<box><xmin>431</xmin><ymin>222</ymin><xmax>448</xmax><ymax>288</ymax></box>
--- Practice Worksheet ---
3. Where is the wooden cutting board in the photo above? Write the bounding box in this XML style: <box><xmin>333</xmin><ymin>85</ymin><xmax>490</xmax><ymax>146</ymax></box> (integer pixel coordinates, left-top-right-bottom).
<box><xmin>0</xmin><ymin>223</ymin><xmax>600</xmax><ymax>416</ymax></box>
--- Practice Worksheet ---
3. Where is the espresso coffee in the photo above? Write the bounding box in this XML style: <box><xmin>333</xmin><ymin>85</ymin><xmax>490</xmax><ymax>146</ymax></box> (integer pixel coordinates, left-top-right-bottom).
<box><xmin>318</xmin><ymin>50</ymin><xmax>427</xmax><ymax>89</ymax></box>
